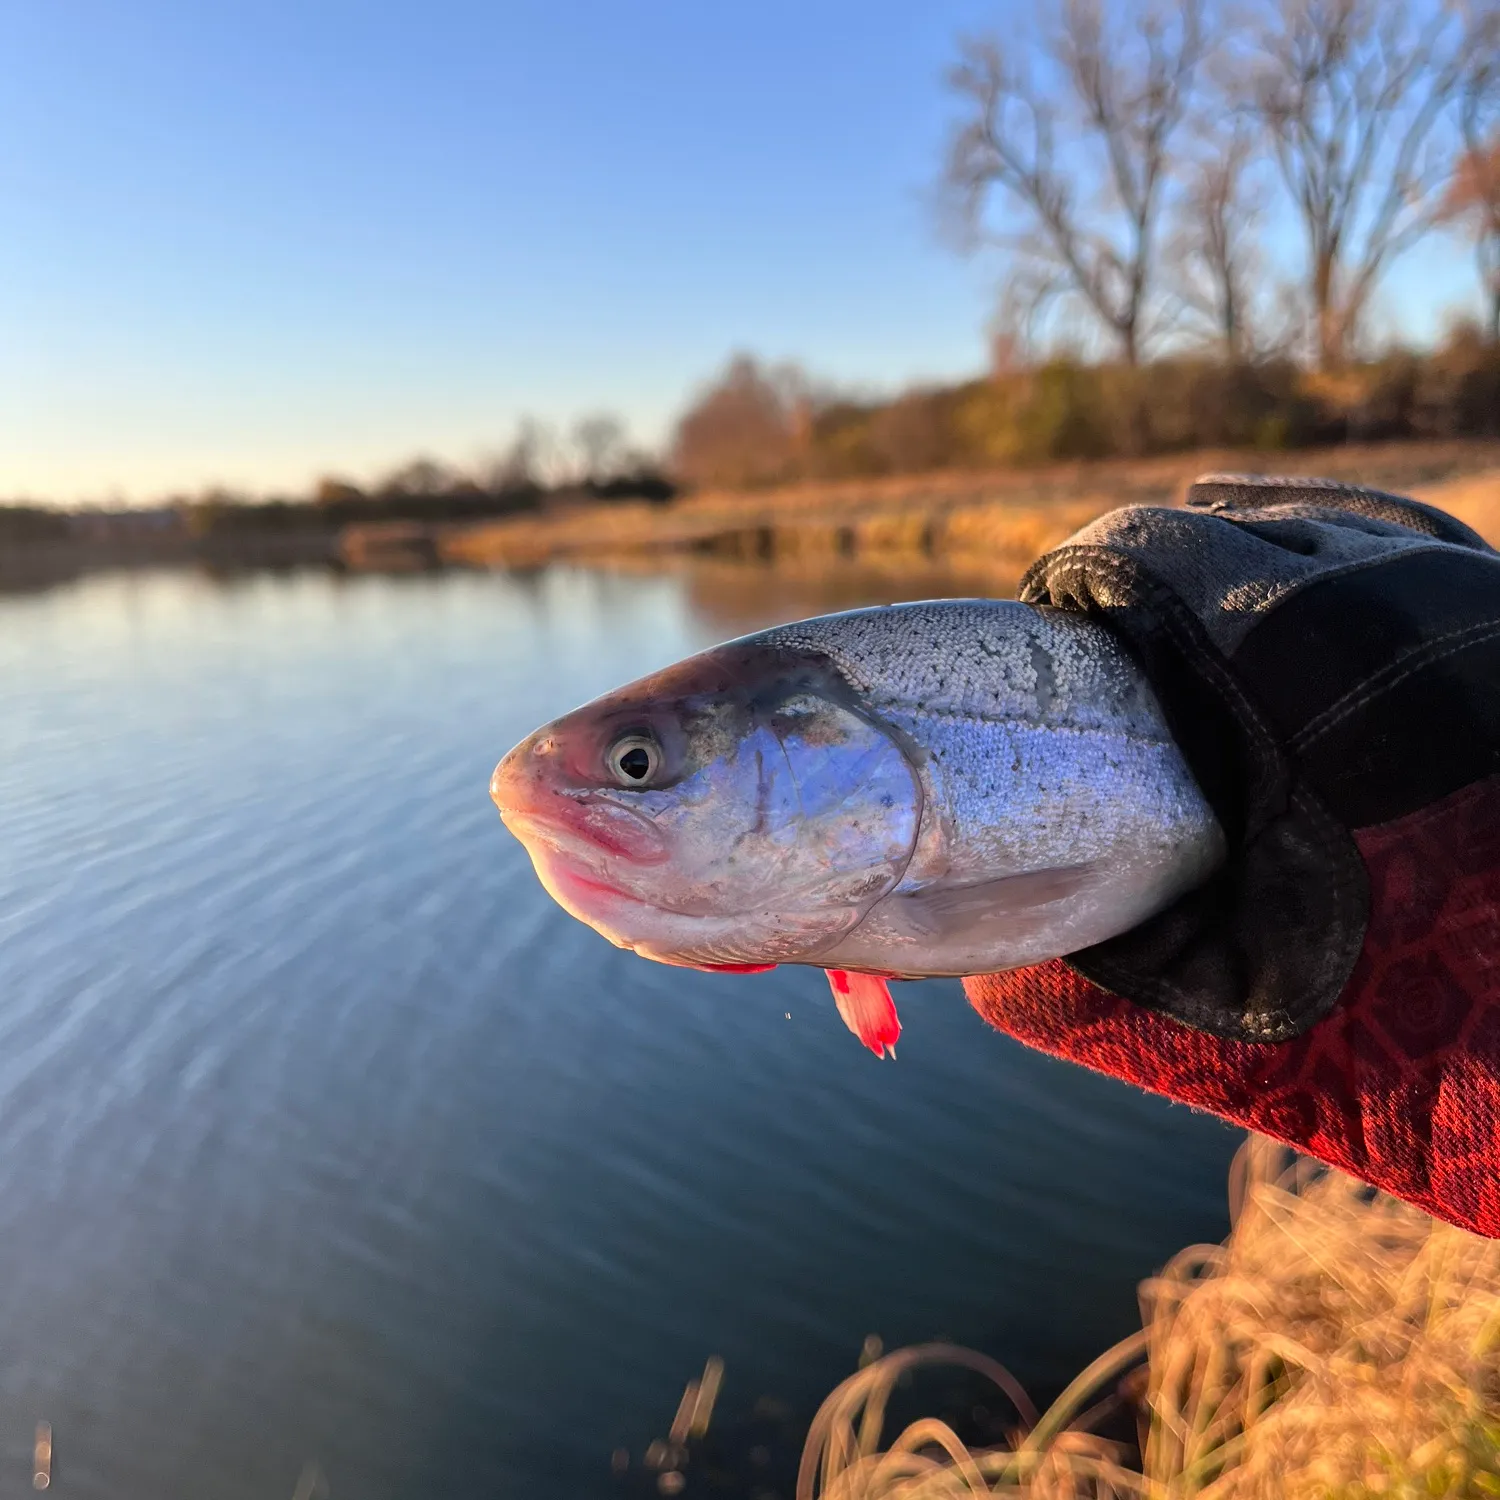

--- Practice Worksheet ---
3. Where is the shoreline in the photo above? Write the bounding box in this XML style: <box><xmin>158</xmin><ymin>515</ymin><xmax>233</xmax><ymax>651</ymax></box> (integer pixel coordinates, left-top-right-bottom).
<box><xmin>429</xmin><ymin>438</ymin><xmax>1500</xmax><ymax>573</ymax></box>
<box><xmin>6</xmin><ymin>439</ymin><xmax>1500</xmax><ymax>595</ymax></box>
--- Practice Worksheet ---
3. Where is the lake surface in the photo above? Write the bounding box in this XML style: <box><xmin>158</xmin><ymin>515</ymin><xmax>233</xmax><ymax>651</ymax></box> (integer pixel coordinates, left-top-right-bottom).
<box><xmin>0</xmin><ymin>562</ymin><xmax>1238</xmax><ymax>1499</ymax></box>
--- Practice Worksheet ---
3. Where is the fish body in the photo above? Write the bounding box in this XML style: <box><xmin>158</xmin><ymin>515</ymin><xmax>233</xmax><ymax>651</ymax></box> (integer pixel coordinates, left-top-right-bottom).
<box><xmin>491</xmin><ymin>600</ymin><xmax>1224</xmax><ymax>1053</ymax></box>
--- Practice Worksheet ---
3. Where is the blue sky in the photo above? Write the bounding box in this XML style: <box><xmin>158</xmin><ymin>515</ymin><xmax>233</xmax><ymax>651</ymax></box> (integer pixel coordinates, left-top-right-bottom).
<box><xmin>1</xmin><ymin>1</ymin><xmax>1484</xmax><ymax>503</ymax></box>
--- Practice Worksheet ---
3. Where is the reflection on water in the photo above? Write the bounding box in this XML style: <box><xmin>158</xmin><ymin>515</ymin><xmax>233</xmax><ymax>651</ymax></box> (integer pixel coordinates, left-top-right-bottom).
<box><xmin>0</xmin><ymin>563</ymin><xmax>1237</xmax><ymax>1499</ymax></box>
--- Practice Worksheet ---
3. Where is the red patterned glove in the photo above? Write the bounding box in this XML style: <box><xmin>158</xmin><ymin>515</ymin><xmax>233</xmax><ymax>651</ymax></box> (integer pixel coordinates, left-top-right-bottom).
<box><xmin>970</xmin><ymin>475</ymin><xmax>1500</xmax><ymax>1236</ymax></box>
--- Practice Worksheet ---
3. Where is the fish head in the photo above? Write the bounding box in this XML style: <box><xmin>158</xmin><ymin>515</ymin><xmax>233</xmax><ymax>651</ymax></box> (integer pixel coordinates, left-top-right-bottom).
<box><xmin>490</xmin><ymin>643</ymin><xmax>922</xmax><ymax>966</ymax></box>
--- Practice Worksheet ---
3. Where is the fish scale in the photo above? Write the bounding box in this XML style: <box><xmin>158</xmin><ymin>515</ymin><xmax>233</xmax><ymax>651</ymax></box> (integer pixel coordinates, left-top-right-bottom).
<box><xmin>755</xmin><ymin>600</ymin><xmax>1164</xmax><ymax>735</ymax></box>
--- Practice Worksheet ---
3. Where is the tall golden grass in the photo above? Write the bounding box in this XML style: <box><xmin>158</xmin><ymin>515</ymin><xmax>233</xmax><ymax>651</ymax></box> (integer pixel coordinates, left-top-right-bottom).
<box><xmin>426</xmin><ymin>441</ymin><xmax>1500</xmax><ymax>574</ymax></box>
<box><xmin>798</xmin><ymin>1137</ymin><xmax>1500</xmax><ymax>1499</ymax></box>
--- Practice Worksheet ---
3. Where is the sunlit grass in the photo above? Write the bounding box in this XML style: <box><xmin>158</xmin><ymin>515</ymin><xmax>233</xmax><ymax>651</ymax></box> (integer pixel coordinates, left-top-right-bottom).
<box><xmin>433</xmin><ymin>441</ymin><xmax>1500</xmax><ymax>574</ymax></box>
<box><xmin>798</xmin><ymin>1136</ymin><xmax>1500</xmax><ymax>1499</ymax></box>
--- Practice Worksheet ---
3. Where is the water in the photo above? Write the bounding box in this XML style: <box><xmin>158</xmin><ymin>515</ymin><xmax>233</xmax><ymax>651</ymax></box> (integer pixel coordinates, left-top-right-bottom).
<box><xmin>0</xmin><ymin>563</ymin><xmax>1239</xmax><ymax>1499</ymax></box>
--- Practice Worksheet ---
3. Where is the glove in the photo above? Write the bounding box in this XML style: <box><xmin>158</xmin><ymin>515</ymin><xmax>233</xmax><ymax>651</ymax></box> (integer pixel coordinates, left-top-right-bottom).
<box><xmin>964</xmin><ymin>473</ymin><xmax>1500</xmax><ymax>1237</ymax></box>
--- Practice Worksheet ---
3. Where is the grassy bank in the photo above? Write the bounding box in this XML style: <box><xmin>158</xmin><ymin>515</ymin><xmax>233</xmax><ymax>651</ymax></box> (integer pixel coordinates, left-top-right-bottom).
<box><xmin>416</xmin><ymin>439</ymin><xmax>1500</xmax><ymax>587</ymax></box>
<box><xmin>796</xmin><ymin>1136</ymin><xmax>1500</xmax><ymax>1499</ymax></box>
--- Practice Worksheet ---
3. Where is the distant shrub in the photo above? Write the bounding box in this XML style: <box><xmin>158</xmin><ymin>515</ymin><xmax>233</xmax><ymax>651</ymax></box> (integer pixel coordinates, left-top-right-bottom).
<box><xmin>673</xmin><ymin>332</ymin><xmax>1500</xmax><ymax>491</ymax></box>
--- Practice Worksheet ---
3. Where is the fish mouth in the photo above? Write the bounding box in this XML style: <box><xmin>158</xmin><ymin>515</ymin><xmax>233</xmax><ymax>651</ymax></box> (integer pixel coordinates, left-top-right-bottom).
<box><xmin>499</xmin><ymin>809</ymin><xmax>623</xmax><ymax>875</ymax></box>
<box><xmin>498</xmin><ymin>809</ymin><xmax>660</xmax><ymax>912</ymax></box>
<box><xmin>543</xmin><ymin>856</ymin><xmax>649</xmax><ymax>912</ymax></box>
<box><xmin>496</xmin><ymin>793</ymin><xmax>670</xmax><ymax>863</ymax></box>
<box><xmin>525</xmin><ymin>844</ymin><xmax>683</xmax><ymax>958</ymax></box>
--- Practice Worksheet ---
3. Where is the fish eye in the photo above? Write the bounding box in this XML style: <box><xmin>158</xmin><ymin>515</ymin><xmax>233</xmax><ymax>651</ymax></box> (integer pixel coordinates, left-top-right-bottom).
<box><xmin>605</xmin><ymin>733</ymin><xmax>661</xmax><ymax>787</ymax></box>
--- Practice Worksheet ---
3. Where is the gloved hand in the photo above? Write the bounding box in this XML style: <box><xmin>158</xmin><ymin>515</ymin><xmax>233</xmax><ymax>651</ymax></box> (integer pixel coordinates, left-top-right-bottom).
<box><xmin>964</xmin><ymin>473</ymin><xmax>1500</xmax><ymax>1237</ymax></box>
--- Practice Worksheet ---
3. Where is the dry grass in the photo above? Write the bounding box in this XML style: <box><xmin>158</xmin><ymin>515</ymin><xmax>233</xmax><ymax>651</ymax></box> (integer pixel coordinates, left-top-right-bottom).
<box><xmin>797</xmin><ymin>1137</ymin><xmax>1500</xmax><ymax>1499</ymax></box>
<box><xmin>1417</xmin><ymin>471</ymin><xmax>1500</xmax><ymax>542</ymax></box>
<box><xmin>427</xmin><ymin>441</ymin><xmax>1500</xmax><ymax>572</ymax></box>
<box><xmin>670</xmin><ymin>440</ymin><xmax>1500</xmax><ymax>524</ymax></box>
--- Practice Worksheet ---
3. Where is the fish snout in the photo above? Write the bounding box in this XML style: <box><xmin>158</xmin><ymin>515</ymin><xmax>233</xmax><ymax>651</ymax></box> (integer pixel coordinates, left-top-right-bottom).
<box><xmin>490</xmin><ymin>732</ymin><xmax>670</xmax><ymax>866</ymax></box>
<box><xmin>490</xmin><ymin>730</ymin><xmax>560</xmax><ymax>815</ymax></box>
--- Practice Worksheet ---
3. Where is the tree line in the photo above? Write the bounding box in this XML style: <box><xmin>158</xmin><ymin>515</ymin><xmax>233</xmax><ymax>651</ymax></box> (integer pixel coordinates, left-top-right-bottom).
<box><xmin>1</xmin><ymin>412</ymin><xmax>679</xmax><ymax>540</ymax></box>
<box><xmin>174</xmin><ymin>415</ymin><xmax>675</xmax><ymax>538</ymax></box>
<box><xmin>673</xmin><ymin>0</ymin><xmax>1500</xmax><ymax>489</ymax></box>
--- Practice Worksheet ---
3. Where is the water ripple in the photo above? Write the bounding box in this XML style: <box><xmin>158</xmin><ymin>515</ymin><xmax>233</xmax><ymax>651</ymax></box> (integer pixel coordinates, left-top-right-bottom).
<box><xmin>0</xmin><ymin>565</ymin><xmax>1239</xmax><ymax>1499</ymax></box>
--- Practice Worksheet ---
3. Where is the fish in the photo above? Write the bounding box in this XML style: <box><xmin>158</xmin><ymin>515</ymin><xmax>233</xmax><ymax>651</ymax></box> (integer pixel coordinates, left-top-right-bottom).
<box><xmin>490</xmin><ymin>599</ymin><xmax>1225</xmax><ymax>1058</ymax></box>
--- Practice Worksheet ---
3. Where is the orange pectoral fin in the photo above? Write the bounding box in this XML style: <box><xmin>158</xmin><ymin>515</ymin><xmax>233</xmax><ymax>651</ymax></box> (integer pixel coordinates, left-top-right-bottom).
<box><xmin>825</xmin><ymin>969</ymin><xmax>902</xmax><ymax>1059</ymax></box>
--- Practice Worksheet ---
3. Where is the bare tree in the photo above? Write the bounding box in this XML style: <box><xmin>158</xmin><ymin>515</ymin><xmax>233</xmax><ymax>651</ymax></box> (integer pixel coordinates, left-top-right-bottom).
<box><xmin>1440</xmin><ymin>138</ymin><xmax>1500</xmax><ymax>341</ymax></box>
<box><xmin>483</xmin><ymin>418</ymin><xmax>555</xmax><ymax>494</ymax></box>
<box><xmin>1242</xmin><ymin>0</ymin><xmax>1494</xmax><ymax>367</ymax></box>
<box><xmin>313</xmin><ymin>476</ymin><xmax>366</xmax><ymax>505</ymax></box>
<box><xmin>377</xmin><ymin>457</ymin><xmax>458</xmax><ymax>499</ymax></box>
<box><xmin>946</xmin><ymin>0</ymin><xmax>1206</xmax><ymax>366</ymax></box>
<box><xmin>1442</xmin><ymin>66</ymin><xmax>1500</xmax><ymax>342</ymax></box>
<box><xmin>1166</xmin><ymin>125</ymin><xmax>1265</xmax><ymax>357</ymax></box>
<box><xmin>571</xmin><ymin>413</ymin><xmax>627</xmax><ymax>482</ymax></box>
<box><xmin>985</xmin><ymin>263</ymin><xmax>1073</xmax><ymax>369</ymax></box>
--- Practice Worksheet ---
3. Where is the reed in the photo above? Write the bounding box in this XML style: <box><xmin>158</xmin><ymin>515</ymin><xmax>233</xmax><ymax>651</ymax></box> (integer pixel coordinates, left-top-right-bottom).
<box><xmin>798</xmin><ymin>1136</ymin><xmax>1500</xmax><ymax>1499</ymax></box>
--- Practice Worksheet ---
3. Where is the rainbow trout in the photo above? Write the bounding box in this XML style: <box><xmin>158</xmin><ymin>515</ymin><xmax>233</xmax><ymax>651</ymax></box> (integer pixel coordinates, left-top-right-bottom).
<box><xmin>491</xmin><ymin>600</ymin><xmax>1224</xmax><ymax>1057</ymax></box>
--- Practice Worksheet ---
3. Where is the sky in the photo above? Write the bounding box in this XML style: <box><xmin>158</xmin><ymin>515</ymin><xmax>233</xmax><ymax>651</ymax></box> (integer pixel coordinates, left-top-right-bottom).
<box><xmin>1</xmin><ymin>0</ymin><xmax>1486</xmax><ymax>504</ymax></box>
